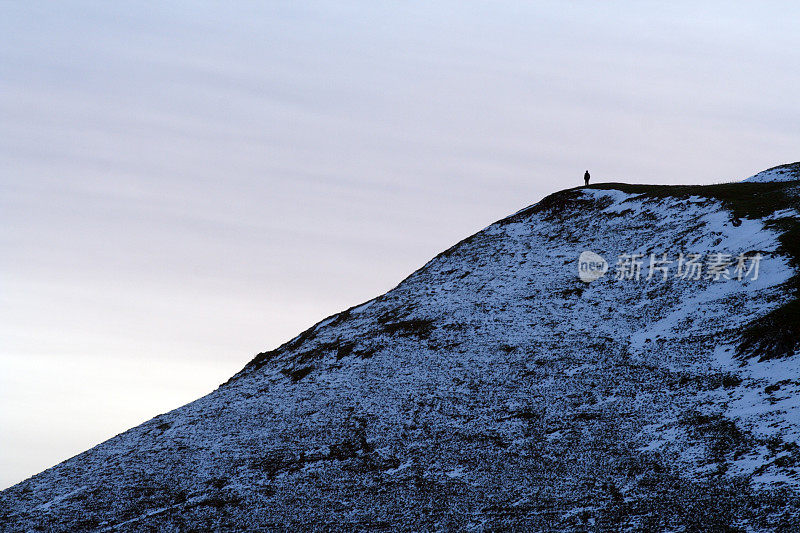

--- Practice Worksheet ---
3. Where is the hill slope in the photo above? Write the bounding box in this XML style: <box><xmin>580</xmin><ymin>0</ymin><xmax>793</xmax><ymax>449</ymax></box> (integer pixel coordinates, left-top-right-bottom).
<box><xmin>744</xmin><ymin>162</ymin><xmax>800</xmax><ymax>183</ymax></box>
<box><xmin>4</xmin><ymin>167</ymin><xmax>800</xmax><ymax>530</ymax></box>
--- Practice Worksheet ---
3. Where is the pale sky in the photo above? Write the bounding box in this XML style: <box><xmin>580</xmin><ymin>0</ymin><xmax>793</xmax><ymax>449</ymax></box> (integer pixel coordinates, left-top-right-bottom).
<box><xmin>2</xmin><ymin>1</ymin><xmax>799</xmax><ymax>489</ymax></box>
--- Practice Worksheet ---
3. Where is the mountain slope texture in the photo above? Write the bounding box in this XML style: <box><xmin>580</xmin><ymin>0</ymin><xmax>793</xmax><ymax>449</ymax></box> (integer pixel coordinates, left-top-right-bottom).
<box><xmin>4</xmin><ymin>163</ymin><xmax>800</xmax><ymax>531</ymax></box>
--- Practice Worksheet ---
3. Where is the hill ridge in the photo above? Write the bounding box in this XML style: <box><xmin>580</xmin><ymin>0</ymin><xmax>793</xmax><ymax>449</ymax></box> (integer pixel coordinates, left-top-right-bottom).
<box><xmin>5</xmin><ymin>173</ymin><xmax>800</xmax><ymax>530</ymax></box>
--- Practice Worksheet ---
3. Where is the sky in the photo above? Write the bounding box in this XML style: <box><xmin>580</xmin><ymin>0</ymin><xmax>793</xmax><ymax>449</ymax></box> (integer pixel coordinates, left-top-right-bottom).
<box><xmin>2</xmin><ymin>0</ymin><xmax>799</xmax><ymax>490</ymax></box>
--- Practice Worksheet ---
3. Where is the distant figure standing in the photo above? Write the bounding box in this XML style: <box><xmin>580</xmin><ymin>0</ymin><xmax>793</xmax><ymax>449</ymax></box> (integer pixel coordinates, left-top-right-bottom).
<box><xmin>584</xmin><ymin>170</ymin><xmax>590</xmax><ymax>186</ymax></box>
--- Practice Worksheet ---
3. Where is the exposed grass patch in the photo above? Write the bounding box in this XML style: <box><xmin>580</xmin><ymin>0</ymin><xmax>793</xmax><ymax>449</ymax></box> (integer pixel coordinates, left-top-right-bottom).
<box><xmin>280</xmin><ymin>365</ymin><xmax>314</xmax><ymax>382</ymax></box>
<box><xmin>335</xmin><ymin>341</ymin><xmax>356</xmax><ymax>359</ymax></box>
<box><xmin>682</xmin><ymin>412</ymin><xmax>752</xmax><ymax>465</ymax></box>
<box><xmin>380</xmin><ymin>318</ymin><xmax>435</xmax><ymax>338</ymax></box>
<box><xmin>573</xmin><ymin>411</ymin><xmax>602</xmax><ymax>421</ymax></box>
<box><xmin>764</xmin><ymin>379</ymin><xmax>792</xmax><ymax>394</ymax></box>
<box><xmin>377</xmin><ymin>307</ymin><xmax>435</xmax><ymax>339</ymax></box>
<box><xmin>677</xmin><ymin>372</ymin><xmax>743</xmax><ymax>390</ymax></box>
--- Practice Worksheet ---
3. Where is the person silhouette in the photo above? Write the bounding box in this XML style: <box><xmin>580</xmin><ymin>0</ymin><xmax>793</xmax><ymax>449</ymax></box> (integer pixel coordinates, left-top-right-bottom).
<box><xmin>584</xmin><ymin>170</ymin><xmax>590</xmax><ymax>186</ymax></box>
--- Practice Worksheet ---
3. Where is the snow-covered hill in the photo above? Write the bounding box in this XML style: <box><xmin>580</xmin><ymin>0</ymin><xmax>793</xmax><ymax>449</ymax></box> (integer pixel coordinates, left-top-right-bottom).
<box><xmin>744</xmin><ymin>162</ymin><xmax>800</xmax><ymax>183</ymax></box>
<box><xmin>4</xmin><ymin>167</ymin><xmax>800</xmax><ymax>530</ymax></box>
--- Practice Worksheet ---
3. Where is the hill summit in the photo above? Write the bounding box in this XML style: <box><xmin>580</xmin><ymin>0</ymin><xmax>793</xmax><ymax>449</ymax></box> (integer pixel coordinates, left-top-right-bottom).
<box><xmin>744</xmin><ymin>162</ymin><xmax>800</xmax><ymax>183</ymax></box>
<box><xmin>4</xmin><ymin>164</ymin><xmax>800</xmax><ymax>530</ymax></box>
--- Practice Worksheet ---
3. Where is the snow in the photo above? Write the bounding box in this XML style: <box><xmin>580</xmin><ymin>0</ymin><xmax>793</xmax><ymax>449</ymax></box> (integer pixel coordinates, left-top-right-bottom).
<box><xmin>743</xmin><ymin>163</ymin><xmax>800</xmax><ymax>182</ymax></box>
<box><xmin>4</xmin><ymin>176</ymin><xmax>800</xmax><ymax>530</ymax></box>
